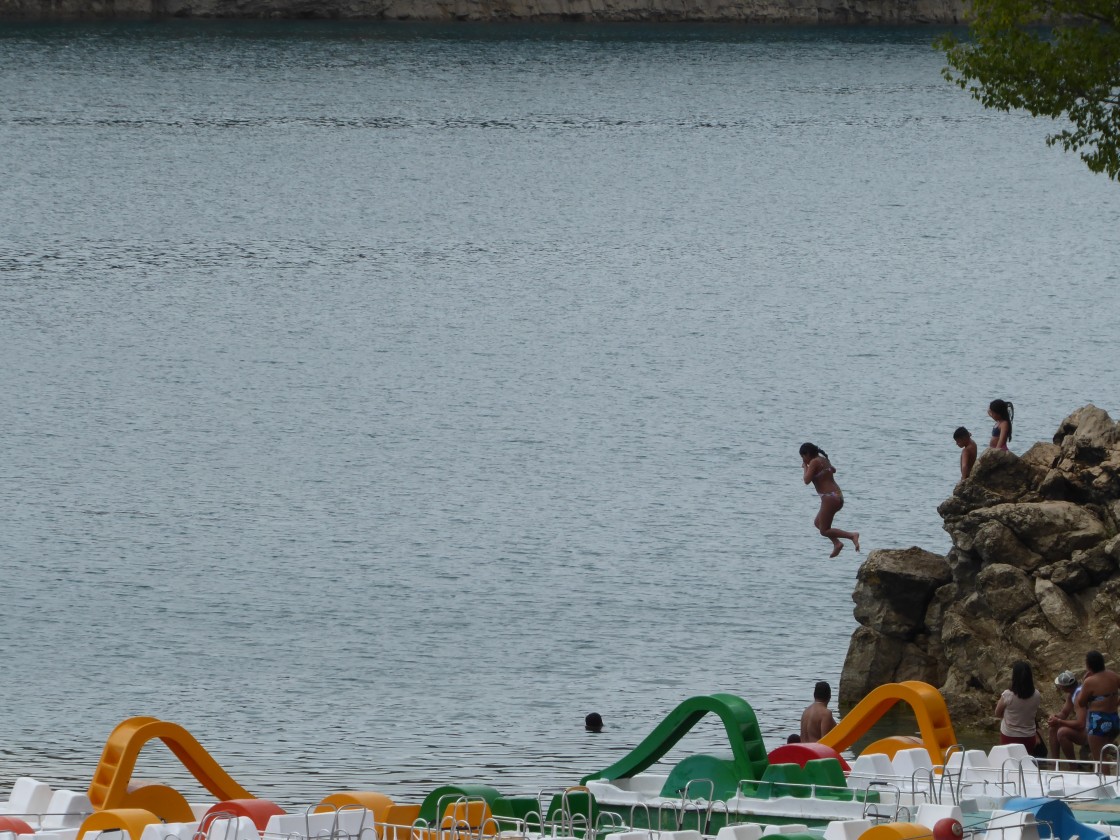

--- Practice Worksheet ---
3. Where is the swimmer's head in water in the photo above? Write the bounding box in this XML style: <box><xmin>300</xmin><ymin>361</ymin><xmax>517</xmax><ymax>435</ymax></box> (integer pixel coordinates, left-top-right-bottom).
<box><xmin>585</xmin><ymin>713</ymin><xmax>603</xmax><ymax>732</ymax></box>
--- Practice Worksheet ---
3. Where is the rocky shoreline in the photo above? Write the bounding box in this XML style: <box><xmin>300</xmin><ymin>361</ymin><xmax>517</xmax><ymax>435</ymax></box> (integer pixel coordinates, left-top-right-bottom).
<box><xmin>0</xmin><ymin>0</ymin><xmax>967</xmax><ymax>22</ymax></box>
<box><xmin>840</xmin><ymin>405</ymin><xmax>1120</xmax><ymax>730</ymax></box>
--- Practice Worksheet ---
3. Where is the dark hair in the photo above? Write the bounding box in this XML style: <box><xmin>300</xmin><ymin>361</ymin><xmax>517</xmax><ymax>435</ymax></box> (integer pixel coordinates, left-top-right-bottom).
<box><xmin>1010</xmin><ymin>661</ymin><xmax>1035</xmax><ymax>699</ymax></box>
<box><xmin>814</xmin><ymin>681</ymin><xmax>831</xmax><ymax>702</ymax></box>
<box><xmin>585</xmin><ymin>712</ymin><xmax>604</xmax><ymax>732</ymax></box>
<box><xmin>1087</xmin><ymin>651</ymin><xmax>1106</xmax><ymax>673</ymax></box>
<box><xmin>800</xmin><ymin>442</ymin><xmax>830</xmax><ymax>460</ymax></box>
<box><xmin>990</xmin><ymin>399</ymin><xmax>1014</xmax><ymax>440</ymax></box>
<box><xmin>953</xmin><ymin>427</ymin><xmax>971</xmax><ymax>441</ymax></box>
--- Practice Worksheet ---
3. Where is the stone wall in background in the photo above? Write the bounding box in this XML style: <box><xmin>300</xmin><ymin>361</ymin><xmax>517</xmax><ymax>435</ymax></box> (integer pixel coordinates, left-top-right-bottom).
<box><xmin>841</xmin><ymin>405</ymin><xmax>1120</xmax><ymax>728</ymax></box>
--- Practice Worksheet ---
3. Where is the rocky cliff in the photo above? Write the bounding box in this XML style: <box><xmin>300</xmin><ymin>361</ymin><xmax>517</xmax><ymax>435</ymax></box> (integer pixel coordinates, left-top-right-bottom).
<box><xmin>0</xmin><ymin>0</ymin><xmax>967</xmax><ymax>22</ymax></box>
<box><xmin>840</xmin><ymin>405</ymin><xmax>1120</xmax><ymax>728</ymax></box>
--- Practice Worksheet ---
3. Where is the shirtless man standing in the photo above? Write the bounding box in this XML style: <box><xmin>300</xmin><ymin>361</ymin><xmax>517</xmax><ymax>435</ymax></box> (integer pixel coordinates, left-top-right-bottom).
<box><xmin>801</xmin><ymin>681</ymin><xmax>837</xmax><ymax>743</ymax></box>
<box><xmin>1078</xmin><ymin>651</ymin><xmax>1120</xmax><ymax>763</ymax></box>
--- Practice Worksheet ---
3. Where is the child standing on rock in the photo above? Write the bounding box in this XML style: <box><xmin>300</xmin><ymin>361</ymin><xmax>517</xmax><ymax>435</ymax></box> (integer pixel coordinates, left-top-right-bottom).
<box><xmin>989</xmin><ymin>399</ymin><xmax>1014</xmax><ymax>451</ymax></box>
<box><xmin>954</xmin><ymin>427</ymin><xmax>977</xmax><ymax>480</ymax></box>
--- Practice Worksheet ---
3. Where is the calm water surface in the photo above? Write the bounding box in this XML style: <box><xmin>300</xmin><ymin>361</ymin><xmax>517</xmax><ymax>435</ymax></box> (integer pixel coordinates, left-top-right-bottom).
<box><xmin>1</xmin><ymin>22</ymin><xmax>1118</xmax><ymax>807</ymax></box>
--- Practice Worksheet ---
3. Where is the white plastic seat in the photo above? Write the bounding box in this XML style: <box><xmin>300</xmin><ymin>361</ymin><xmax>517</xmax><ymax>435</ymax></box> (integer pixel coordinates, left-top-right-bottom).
<box><xmin>262</xmin><ymin>809</ymin><xmax>376</xmax><ymax>839</ymax></box>
<box><xmin>915</xmin><ymin>804</ymin><xmax>964</xmax><ymax>829</ymax></box>
<box><xmin>762</xmin><ymin>825</ymin><xmax>809</xmax><ymax>835</ymax></box>
<box><xmin>964</xmin><ymin>749</ymin><xmax>992</xmax><ymax>768</ymax></box>
<box><xmin>0</xmin><ymin>779</ymin><xmax>53</xmax><ymax>818</ymax></box>
<box><xmin>849</xmin><ymin>753</ymin><xmax>895</xmax><ymax>777</ymax></box>
<box><xmin>26</xmin><ymin>830</ymin><xmax>79</xmax><ymax>840</ymax></box>
<box><xmin>199</xmin><ymin>816</ymin><xmax>260</xmax><ymax>840</ymax></box>
<box><xmin>847</xmin><ymin>753</ymin><xmax>896</xmax><ymax>791</ymax></box>
<box><xmin>987</xmin><ymin>809</ymin><xmax>1043</xmax><ymax>840</ymax></box>
<box><xmin>657</xmin><ymin>832</ymin><xmax>701</xmax><ymax>840</ymax></box>
<box><xmin>605</xmin><ymin>832</ymin><xmax>656</xmax><ymax>840</ymax></box>
<box><xmin>823</xmin><ymin>819</ymin><xmax>872</xmax><ymax>840</ymax></box>
<box><xmin>716</xmin><ymin>824</ymin><xmax>763</xmax><ymax>840</ymax></box>
<box><xmin>139</xmin><ymin>822</ymin><xmax>201</xmax><ymax>840</ymax></box>
<box><xmin>264</xmin><ymin>812</ymin><xmax>338</xmax><ymax>837</ymax></box>
<box><xmin>989</xmin><ymin>744</ymin><xmax>1030</xmax><ymax>765</ymax></box>
<box><xmin>891</xmin><ymin>748</ymin><xmax>934</xmax><ymax>780</ymax></box>
<box><xmin>39</xmin><ymin>791</ymin><xmax>93</xmax><ymax>830</ymax></box>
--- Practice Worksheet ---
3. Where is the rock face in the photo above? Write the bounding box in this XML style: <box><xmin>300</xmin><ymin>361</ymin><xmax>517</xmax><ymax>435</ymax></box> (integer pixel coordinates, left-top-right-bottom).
<box><xmin>840</xmin><ymin>405</ymin><xmax>1120</xmax><ymax>727</ymax></box>
<box><xmin>0</xmin><ymin>0</ymin><xmax>968</xmax><ymax>21</ymax></box>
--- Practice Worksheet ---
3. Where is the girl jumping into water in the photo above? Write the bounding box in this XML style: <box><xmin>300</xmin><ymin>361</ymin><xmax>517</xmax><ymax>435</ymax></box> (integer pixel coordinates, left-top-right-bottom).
<box><xmin>988</xmin><ymin>399</ymin><xmax>1014</xmax><ymax>451</ymax></box>
<box><xmin>800</xmin><ymin>442</ymin><xmax>860</xmax><ymax>558</ymax></box>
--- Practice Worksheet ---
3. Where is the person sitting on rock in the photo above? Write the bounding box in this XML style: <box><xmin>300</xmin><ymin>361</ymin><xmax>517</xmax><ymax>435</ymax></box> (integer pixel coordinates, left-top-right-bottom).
<box><xmin>988</xmin><ymin>399</ymin><xmax>1014</xmax><ymax>451</ymax></box>
<box><xmin>1078</xmin><ymin>650</ymin><xmax>1120</xmax><ymax>763</ymax></box>
<box><xmin>1048</xmin><ymin>670</ymin><xmax>1087</xmax><ymax>764</ymax></box>
<box><xmin>954</xmin><ymin>427</ymin><xmax>977</xmax><ymax>480</ymax></box>
<box><xmin>996</xmin><ymin>661</ymin><xmax>1042</xmax><ymax>751</ymax></box>
<box><xmin>800</xmin><ymin>681</ymin><xmax>837</xmax><ymax>743</ymax></box>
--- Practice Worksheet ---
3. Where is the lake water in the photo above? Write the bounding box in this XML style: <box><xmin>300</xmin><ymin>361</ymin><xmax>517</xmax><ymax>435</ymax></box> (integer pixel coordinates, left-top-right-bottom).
<box><xmin>1</xmin><ymin>21</ymin><xmax>1118</xmax><ymax>808</ymax></box>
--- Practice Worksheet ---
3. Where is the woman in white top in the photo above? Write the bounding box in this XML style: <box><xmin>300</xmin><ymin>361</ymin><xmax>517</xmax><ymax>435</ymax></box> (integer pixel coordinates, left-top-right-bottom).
<box><xmin>996</xmin><ymin>661</ymin><xmax>1043</xmax><ymax>750</ymax></box>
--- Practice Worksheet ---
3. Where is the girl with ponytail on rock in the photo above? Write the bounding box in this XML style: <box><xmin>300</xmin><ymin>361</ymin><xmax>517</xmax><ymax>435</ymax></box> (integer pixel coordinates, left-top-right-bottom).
<box><xmin>800</xmin><ymin>442</ymin><xmax>860</xmax><ymax>558</ymax></box>
<box><xmin>989</xmin><ymin>399</ymin><xmax>1014</xmax><ymax>451</ymax></box>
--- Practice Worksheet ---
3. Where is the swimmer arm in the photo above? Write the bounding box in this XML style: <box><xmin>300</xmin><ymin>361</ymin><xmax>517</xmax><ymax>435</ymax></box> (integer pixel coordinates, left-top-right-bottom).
<box><xmin>803</xmin><ymin>458</ymin><xmax>818</xmax><ymax>485</ymax></box>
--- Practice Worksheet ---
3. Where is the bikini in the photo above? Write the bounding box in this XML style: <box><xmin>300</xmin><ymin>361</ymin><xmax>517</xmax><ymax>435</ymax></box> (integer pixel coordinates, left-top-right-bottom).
<box><xmin>812</xmin><ymin>465</ymin><xmax>841</xmax><ymax>498</ymax></box>
<box><xmin>991</xmin><ymin>424</ymin><xmax>1011</xmax><ymax>451</ymax></box>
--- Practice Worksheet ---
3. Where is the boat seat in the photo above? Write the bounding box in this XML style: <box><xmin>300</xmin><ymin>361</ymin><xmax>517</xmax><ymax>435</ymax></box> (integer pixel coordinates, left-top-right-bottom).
<box><xmin>604</xmin><ymin>832</ymin><xmax>654</xmax><ymax>840</ymax></box>
<box><xmin>657</xmin><ymin>832</ymin><xmax>701</xmax><ymax>840</ymax></box>
<box><xmin>847</xmin><ymin>754</ymin><xmax>895</xmax><ymax>790</ymax></box>
<box><xmin>750</xmin><ymin>764</ymin><xmax>809</xmax><ymax>799</ymax></box>
<box><xmin>716</xmin><ymin>824</ymin><xmax>763</xmax><ymax>840</ymax></box>
<box><xmin>988</xmin><ymin>744</ymin><xmax>1032</xmax><ymax>768</ymax></box>
<box><xmin>17</xmin><ymin>830</ymin><xmax>80</xmax><ymax>840</ymax></box>
<box><xmin>987</xmin><ymin>809</ymin><xmax>1043</xmax><ymax>840</ymax></box>
<box><xmin>891</xmin><ymin>748</ymin><xmax>934</xmax><ymax>780</ymax></box>
<box><xmin>823</xmin><ymin>819</ymin><xmax>872</xmax><ymax>840</ymax></box>
<box><xmin>803</xmin><ymin>759</ymin><xmax>854</xmax><ymax>801</ymax></box>
<box><xmin>264</xmin><ymin>810</ymin><xmax>375</xmax><ymax>838</ymax></box>
<box><xmin>0</xmin><ymin>780</ymin><xmax>53</xmax><ymax>819</ymax></box>
<box><xmin>199</xmin><ymin>816</ymin><xmax>261</xmax><ymax>840</ymax></box>
<box><xmin>762</xmin><ymin>825</ymin><xmax>809</xmax><ymax>835</ymax></box>
<box><xmin>915</xmin><ymin>804</ymin><xmax>963</xmax><ymax>829</ymax></box>
<box><xmin>138</xmin><ymin>821</ymin><xmax>201</xmax><ymax>840</ymax></box>
<box><xmin>40</xmin><ymin>791</ymin><xmax>93</xmax><ymax>831</ymax></box>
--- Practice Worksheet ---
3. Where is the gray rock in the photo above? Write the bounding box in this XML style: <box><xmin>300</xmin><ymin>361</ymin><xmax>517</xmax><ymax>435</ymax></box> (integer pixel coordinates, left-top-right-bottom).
<box><xmin>976</xmin><ymin>563</ymin><xmax>1035</xmax><ymax>620</ymax></box>
<box><xmin>983</xmin><ymin>501</ymin><xmax>1106</xmax><ymax>561</ymax></box>
<box><xmin>851</xmin><ymin>547</ymin><xmax>951</xmax><ymax>639</ymax></box>
<box><xmin>843</xmin><ymin>405</ymin><xmax>1120</xmax><ymax>729</ymax></box>
<box><xmin>1035</xmin><ymin>578</ymin><xmax>1080</xmax><ymax>635</ymax></box>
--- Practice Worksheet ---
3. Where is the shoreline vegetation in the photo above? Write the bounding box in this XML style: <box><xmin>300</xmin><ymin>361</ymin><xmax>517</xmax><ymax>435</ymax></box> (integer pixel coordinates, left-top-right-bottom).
<box><xmin>0</xmin><ymin>0</ymin><xmax>968</xmax><ymax>23</ymax></box>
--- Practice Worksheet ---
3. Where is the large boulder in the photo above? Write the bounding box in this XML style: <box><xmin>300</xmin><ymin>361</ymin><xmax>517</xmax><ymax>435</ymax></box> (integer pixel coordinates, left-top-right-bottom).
<box><xmin>841</xmin><ymin>406</ymin><xmax>1120</xmax><ymax>724</ymax></box>
<box><xmin>851</xmin><ymin>547</ymin><xmax>952</xmax><ymax>638</ymax></box>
